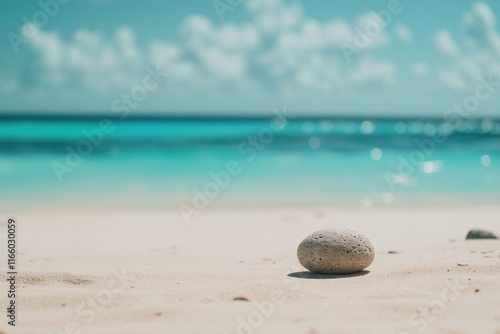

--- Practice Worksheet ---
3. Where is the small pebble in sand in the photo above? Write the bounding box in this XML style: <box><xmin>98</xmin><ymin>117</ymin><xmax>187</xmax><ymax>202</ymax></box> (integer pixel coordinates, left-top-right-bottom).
<box><xmin>475</xmin><ymin>289</ymin><xmax>480</xmax><ymax>293</ymax></box>
<box><xmin>297</xmin><ymin>229</ymin><xmax>374</xmax><ymax>275</ymax></box>
<box><xmin>233</xmin><ymin>296</ymin><xmax>250</xmax><ymax>302</ymax></box>
<box><xmin>457</xmin><ymin>262</ymin><xmax>469</xmax><ymax>267</ymax></box>
<box><xmin>466</xmin><ymin>229</ymin><xmax>498</xmax><ymax>240</ymax></box>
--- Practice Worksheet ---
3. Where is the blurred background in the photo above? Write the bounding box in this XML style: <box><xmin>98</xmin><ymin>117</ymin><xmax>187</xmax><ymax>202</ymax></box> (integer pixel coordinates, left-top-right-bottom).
<box><xmin>1</xmin><ymin>0</ymin><xmax>499</xmax><ymax>212</ymax></box>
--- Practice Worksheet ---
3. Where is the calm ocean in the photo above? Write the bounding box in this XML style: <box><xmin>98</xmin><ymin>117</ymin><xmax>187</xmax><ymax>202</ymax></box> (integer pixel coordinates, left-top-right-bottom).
<box><xmin>1</xmin><ymin>116</ymin><xmax>499</xmax><ymax>212</ymax></box>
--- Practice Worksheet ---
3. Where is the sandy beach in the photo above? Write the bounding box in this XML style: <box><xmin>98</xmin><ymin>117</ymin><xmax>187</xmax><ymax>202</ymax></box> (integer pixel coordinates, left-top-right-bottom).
<box><xmin>1</xmin><ymin>207</ymin><xmax>499</xmax><ymax>334</ymax></box>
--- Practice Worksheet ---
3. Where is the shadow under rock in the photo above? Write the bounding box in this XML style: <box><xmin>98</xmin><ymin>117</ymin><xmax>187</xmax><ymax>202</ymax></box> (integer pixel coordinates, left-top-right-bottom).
<box><xmin>287</xmin><ymin>270</ymin><xmax>370</xmax><ymax>279</ymax></box>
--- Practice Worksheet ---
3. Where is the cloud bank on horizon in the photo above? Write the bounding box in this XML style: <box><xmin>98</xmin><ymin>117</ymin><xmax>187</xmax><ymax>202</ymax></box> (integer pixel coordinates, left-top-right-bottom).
<box><xmin>1</xmin><ymin>0</ymin><xmax>500</xmax><ymax>116</ymax></box>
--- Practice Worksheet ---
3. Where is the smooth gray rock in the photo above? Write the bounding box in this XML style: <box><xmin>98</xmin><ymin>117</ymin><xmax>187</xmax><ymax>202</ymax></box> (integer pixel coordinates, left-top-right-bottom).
<box><xmin>297</xmin><ymin>229</ymin><xmax>374</xmax><ymax>275</ymax></box>
<box><xmin>466</xmin><ymin>229</ymin><xmax>498</xmax><ymax>240</ymax></box>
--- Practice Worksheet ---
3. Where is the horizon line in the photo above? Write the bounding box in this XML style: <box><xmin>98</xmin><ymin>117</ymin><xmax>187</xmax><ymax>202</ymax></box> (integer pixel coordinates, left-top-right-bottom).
<box><xmin>1</xmin><ymin>111</ymin><xmax>499</xmax><ymax>122</ymax></box>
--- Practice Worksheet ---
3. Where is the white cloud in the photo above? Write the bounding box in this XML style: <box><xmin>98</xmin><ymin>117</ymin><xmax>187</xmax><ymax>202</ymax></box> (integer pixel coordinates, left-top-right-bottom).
<box><xmin>411</xmin><ymin>61</ymin><xmax>429</xmax><ymax>76</ymax></box>
<box><xmin>245</xmin><ymin>0</ymin><xmax>304</xmax><ymax>35</ymax></box>
<box><xmin>181</xmin><ymin>16</ymin><xmax>261</xmax><ymax>82</ymax></box>
<box><xmin>14</xmin><ymin>0</ymin><xmax>397</xmax><ymax>97</ymax></box>
<box><xmin>438</xmin><ymin>69</ymin><xmax>466</xmax><ymax>90</ymax></box>
<box><xmin>434</xmin><ymin>30</ymin><xmax>460</xmax><ymax>56</ymax></box>
<box><xmin>462</xmin><ymin>1</ymin><xmax>500</xmax><ymax>56</ymax></box>
<box><xmin>323</xmin><ymin>19</ymin><xmax>353</xmax><ymax>45</ymax></box>
<box><xmin>350</xmin><ymin>57</ymin><xmax>396</xmax><ymax>87</ymax></box>
<box><xmin>394</xmin><ymin>24</ymin><xmax>412</xmax><ymax>44</ymax></box>
<box><xmin>354</xmin><ymin>12</ymin><xmax>391</xmax><ymax>48</ymax></box>
<box><xmin>24</xmin><ymin>24</ymin><xmax>148</xmax><ymax>91</ymax></box>
<box><xmin>434</xmin><ymin>2</ymin><xmax>500</xmax><ymax>90</ymax></box>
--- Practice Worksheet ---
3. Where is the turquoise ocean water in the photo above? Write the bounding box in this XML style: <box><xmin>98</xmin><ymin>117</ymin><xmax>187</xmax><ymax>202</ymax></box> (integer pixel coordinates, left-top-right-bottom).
<box><xmin>1</xmin><ymin>116</ymin><xmax>499</xmax><ymax>212</ymax></box>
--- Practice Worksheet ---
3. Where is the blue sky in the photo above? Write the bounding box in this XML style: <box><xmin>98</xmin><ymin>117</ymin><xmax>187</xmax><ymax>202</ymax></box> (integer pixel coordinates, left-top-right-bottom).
<box><xmin>1</xmin><ymin>0</ymin><xmax>500</xmax><ymax>116</ymax></box>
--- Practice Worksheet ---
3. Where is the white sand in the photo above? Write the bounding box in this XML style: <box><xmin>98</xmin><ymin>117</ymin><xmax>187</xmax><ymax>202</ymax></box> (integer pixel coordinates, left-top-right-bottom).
<box><xmin>1</xmin><ymin>207</ymin><xmax>499</xmax><ymax>334</ymax></box>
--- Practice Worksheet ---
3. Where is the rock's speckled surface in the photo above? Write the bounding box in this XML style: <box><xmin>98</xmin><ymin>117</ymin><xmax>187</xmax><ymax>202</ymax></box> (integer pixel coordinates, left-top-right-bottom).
<box><xmin>297</xmin><ymin>229</ymin><xmax>375</xmax><ymax>274</ymax></box>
